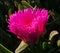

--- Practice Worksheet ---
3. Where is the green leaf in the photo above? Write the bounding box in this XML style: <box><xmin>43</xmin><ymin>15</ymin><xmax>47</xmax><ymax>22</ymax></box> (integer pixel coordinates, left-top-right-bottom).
<box><xmin>8</xmin><ymin>8</ymin><xmax>13</xmax><ymax>16</ymax></box>
<box><xmin>57</xmin><ymin>40</ymin><xmax>60</xmax><ymax>47</ymax></box>
<box><xmin>14</xmin><ymin>1</ymin><xmax>18</xmax><ymax>7</ymax></box>
<box><xmin>42</xmin><ymin>42</ymin><xmax>50</xmax><ymax>49</ymax></box>
<box><xmin>42</xmin><ymin>42</ymin><xmax>51</xmax><ymax>53</ymax></box>
<box><xmin>21</xmin><ymin>1</ymin><xmax>33</xmax><ymax>8</ymax></box>
<box><xmin>18</xmin><ymin>3</ymin><xmax>24</xmax><ymax>10</ymax></box>
<box><xmin>0</xmin><ymin>44</ymin><xmax>13</xmax><ymax>53</ymax></box>
<box><xmin>0</xmin><ymin>27</ymin><xmax>14</xmax><ymax>51</ymax></box>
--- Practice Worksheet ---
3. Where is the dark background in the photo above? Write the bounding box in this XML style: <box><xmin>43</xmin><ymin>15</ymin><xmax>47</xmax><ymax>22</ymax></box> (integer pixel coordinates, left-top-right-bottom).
<box><xmin>0</xmin><ymin>0</ymin><xmax>60</xmax><ymax>53</ymax></box>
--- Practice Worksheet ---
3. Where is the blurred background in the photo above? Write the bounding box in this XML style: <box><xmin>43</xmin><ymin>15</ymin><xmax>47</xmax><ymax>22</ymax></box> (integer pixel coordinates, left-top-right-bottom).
<box><xmin>0</xmin><ymin>0</ymin><xmax>60</xmax><ymax>53</ymax></box>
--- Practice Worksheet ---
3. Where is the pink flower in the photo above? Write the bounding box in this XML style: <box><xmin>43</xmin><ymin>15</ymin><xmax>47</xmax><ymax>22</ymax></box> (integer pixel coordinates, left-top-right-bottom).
<box><xmin>8</xmin><ymin>8</ymin><xmax>49</xmax><ymax>44</ymax></box>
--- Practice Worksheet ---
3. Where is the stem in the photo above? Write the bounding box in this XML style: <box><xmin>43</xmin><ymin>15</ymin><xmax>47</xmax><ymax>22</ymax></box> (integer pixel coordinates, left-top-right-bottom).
<box><xmin>15</xmin><ymin>41</ymin><xmax>28</xmax><ymax>53</ymax></box>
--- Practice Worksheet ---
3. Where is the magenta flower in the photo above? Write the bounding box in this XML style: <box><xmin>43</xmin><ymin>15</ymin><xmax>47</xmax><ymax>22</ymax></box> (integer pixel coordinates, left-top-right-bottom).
<box><xmin>8</xmin><ymin>8</ymin><xmax>49</xmax><ymax>44</ymax></box>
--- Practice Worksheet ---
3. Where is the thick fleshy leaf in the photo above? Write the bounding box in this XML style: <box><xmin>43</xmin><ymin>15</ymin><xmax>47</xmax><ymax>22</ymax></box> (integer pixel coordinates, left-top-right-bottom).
<box><xmin>0</xmin><ymin>44</ymin><xmax>13</xmax><ymax>53</ymax></box>
<box><xmin>57</xmin><ymin>40</ymin><xmax>60</xmax><ymax>47</ymax></box>
<box><xmin>49</xmin><ymin>30</ymin><xmax>59</xmax><ymax>40</ymax></box>
<box><xmin>21</xmin><ymin>1</ymin><xmax>33</xmax><ymax>8</ymax></box>
<box><xmin>42</xmin><ymin>42</ymin><xmax>50</xmax><ymax>50</ymax></box>
<box><xmin>8</xmin><ymin>8</ymin><xmax>13</xmax><ymax>16</ymax></box>
<box><xmin>18</xmin><ymin>3</ymin><xmax>24</xmax><ymax>10</ymax></box>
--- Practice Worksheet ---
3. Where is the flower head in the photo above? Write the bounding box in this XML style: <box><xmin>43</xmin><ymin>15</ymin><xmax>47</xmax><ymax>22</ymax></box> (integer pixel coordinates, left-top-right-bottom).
<box><xmin>8</xmin><ymin>8</ymin><xmax>49</xmax><ymax>44</ymax></box>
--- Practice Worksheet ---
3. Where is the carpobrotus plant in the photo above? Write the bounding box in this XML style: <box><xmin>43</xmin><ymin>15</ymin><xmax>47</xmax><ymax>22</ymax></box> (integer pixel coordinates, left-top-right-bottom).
<box><xmin>8</xmin><ymin>8</ymin><xmax>49</xmax><ymax>53</ymax></box>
